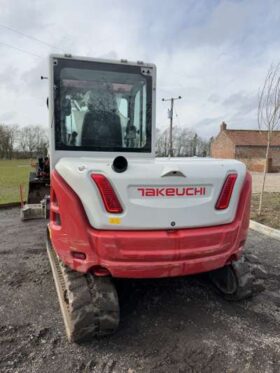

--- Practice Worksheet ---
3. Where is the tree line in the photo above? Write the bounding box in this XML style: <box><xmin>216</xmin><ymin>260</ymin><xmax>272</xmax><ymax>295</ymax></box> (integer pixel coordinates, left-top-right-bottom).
<box><xmin>156</xmin><ymin>126</ymin><xmax>211</xmax><ymax>157</ymax></box>
<box><xmin>0</xmin><ymin>123</ymin><xmax>211</xmax><ymax>159</ymax></box>
<box><xmin>0</xmin><ymin>124</ymin><xmax>48</xmax><ymax>159</ymax></box>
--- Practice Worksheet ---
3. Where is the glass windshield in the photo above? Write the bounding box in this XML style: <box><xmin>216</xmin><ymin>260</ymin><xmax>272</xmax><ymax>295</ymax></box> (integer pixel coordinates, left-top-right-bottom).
<box><xmin>53</xmin><ymin>60</ymin><xmax>152</xmax><ymax>152</ymax></box>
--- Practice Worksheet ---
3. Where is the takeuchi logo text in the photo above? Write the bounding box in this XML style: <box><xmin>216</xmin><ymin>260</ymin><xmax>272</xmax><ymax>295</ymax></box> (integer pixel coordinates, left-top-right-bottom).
<box><xmin>137</xmin><ymin>187</ymin><xmax>206</xmax><ymax>197</ymax></box>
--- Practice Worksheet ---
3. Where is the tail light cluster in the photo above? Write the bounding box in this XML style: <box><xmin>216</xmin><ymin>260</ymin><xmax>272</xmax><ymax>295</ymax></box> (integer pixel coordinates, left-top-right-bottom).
<box><xmin>215</xmin><ymin>173</ymin><xmax>237</xmax><ymax>210</ymax></box>
<box><xmin>91</xmin><ymin>174</ymin><xmax>123</xmax><ymax>214</ymax></box>
<box><xmin>50</xmin><ymin>189</ymin><xmax>61</xmax><ymax>225</ymax></box>
<box><xmin>91</xmin><ymin>172</ymin><xmax>236</xmax><ymax>213</ymax></box>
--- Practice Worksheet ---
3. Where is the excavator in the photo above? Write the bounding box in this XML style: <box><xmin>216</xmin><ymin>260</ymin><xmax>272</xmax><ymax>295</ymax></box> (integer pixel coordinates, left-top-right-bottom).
<box><xmin>37</xmin><ymin>54</ymin><xmax>253</xmax><ymax>342</ymax></box>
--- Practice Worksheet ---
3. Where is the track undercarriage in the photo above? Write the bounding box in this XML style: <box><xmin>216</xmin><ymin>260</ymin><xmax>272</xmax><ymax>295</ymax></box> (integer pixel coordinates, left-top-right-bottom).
<box><xmin>209</xmin><ymin>258</ymin><xmax>255</xmax><ymax>301</ymax></box>
<box><xmin>46</xmin><ymin>233</ymin><xmax>119</xmax><ymax>342</ymax></box>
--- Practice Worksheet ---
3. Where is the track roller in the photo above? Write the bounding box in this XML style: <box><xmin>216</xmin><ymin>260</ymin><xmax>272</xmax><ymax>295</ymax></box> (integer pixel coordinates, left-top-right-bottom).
<box><xmin>209</xmin><ymin>258</ymin><xmax>254</xmax><ymax>301</ymax></box>
<box><xmin>46</xmin><ymin>235</ymin><xmax>119</xmax><ymax>343</ymax></box>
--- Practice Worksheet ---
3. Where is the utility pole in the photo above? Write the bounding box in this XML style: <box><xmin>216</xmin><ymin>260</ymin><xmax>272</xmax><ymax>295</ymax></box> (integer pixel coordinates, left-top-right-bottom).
<box><xmin>162</xmin><ymin>96</ymin><xmax>182</xmax><ymax>157</ymax></box>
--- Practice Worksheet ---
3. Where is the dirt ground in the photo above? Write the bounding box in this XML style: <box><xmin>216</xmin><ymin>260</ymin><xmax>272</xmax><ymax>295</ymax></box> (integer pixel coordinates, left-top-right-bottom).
<box><xmin>251</xmin><ymin>192</ymin><xmax>280</xmax><ymax>229</ymax></box>
<box><xmin>1</xmin><ymin>208</ymin><xmax>280</xmax><ymax>373</ymax></box>
<box><xmin>251</xmin><ymin>172</ymin><xmax>280</xmax><ymax>194</ymax></box>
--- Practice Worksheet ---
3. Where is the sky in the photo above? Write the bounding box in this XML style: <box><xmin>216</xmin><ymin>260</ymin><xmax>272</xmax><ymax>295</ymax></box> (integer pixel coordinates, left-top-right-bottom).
<box><xmin>0</xmin><ymin>0</ymin><xmax>280</xmax><ymax>139</ymax></box>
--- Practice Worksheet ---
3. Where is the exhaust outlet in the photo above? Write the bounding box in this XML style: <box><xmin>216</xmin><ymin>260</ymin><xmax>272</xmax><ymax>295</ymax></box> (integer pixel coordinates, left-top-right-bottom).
<box><xmin>112</xmin><ymin>156</ymin><xmax>128</xmax><ymax>173</ymax></box>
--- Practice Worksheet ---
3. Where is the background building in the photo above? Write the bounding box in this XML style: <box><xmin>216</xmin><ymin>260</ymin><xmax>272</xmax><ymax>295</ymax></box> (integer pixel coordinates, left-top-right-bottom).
<box><xmin>211</xmin><ymin>122</ymin><xmax>280</xmax><ymax>172</ymax></box>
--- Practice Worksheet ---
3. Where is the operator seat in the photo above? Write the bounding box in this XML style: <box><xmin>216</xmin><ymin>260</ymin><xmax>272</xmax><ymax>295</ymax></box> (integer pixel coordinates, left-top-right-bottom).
<box><xmin>81</xmin><ymin>109</ymin><xmax>122</xmax><ymax>148</ymax></box>
<box><xmin>81</xmin><ymin>85</ymin><xmax>123</xmax><ymax>148</ymax></box>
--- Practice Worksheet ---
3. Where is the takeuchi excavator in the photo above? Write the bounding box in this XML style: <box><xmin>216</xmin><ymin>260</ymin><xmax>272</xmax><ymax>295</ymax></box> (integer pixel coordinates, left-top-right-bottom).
<box><xmin>44</xmin><ymin>54</ymin><xmax>253</xmax><ymax>342</ymax></box>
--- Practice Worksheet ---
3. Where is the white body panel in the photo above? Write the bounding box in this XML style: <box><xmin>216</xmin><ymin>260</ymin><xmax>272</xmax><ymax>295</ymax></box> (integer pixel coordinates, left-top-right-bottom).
<box><xmin>55</xmin><ymin>157</ymin><xmax>246</xmax><ymax>230</ymax></box>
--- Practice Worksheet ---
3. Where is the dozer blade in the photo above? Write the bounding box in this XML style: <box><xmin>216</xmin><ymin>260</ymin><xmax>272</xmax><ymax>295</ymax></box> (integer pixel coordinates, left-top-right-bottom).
<box><xmin>20</xmin><ymin>204</ymin><xmax>45</xmax><ymax>221</ymax></box>
<box><xmin>27</xmin><ymin>172</ymin><xmax>50</xmax><ymax>204</ymax></box>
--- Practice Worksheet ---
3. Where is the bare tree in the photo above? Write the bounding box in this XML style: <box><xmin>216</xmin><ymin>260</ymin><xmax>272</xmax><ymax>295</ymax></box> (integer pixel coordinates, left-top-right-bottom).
<box><xmin>0</xmin><ymin>124</ymin><xmax>18</xmax><ymax>159</ymax></box>
<box><xmin>156</xmin><ymin>128</ymin><xmax>169</xmax><ymax>156</ymax></box>
<box><xmin>257</xmin><ymin>63</ymin><xmax>280</xmax><ymax>215</ymax></box>
<box><xmin>156</xmin><ymin>126</ymin><xmax>211</xmax><ymax>157</ymax></box>
<box><xmin>19</xmin><ymin>125</ymin><xmax>49</xmax><ymax>157</ymax></box>
<box><xmin>175</xmin><ymin>128</ymin><xmax>196</xmax><ymax>156</ymax></box>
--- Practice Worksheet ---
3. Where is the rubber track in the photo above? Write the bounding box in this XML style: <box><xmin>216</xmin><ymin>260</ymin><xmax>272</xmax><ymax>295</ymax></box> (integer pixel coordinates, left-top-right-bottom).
<box><xmin>209</xmin><ymin>257</ymin><xmax>255</xmax><ymax>301</ymax></box>
<box><xmin>46</xmin><ymin>236</ymin><xmax>119</xmax><ymax>342</ymax></box>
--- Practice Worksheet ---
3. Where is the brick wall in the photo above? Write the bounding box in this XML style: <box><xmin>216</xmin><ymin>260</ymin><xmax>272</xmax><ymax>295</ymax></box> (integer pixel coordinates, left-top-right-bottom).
<box><xmin>210</xmin><ymin>123</ymin><xmax>280</xmax><ymax>172</ymax></box>
<box><xmin>210</xmin><ymin>131</ymin><xmax>235</xmax><ymax>158</ymax></box>
<box><xmin>236</xmin><ymin>146</ymin><xmax>280</xmax><ymax>172</ymax></box>
<box><xmin>238</xmin><ymin>157</ymin><xmax>273</xmax><ymax>172</ymax></box>
<box><xmin>270</xmin><ymin>148</ymin><xmax>280</xmax><ymax>171</ymax></box>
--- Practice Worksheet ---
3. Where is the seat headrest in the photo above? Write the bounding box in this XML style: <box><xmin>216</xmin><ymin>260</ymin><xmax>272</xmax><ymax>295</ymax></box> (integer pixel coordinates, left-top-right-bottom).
<box><xmin>85</xmin><ymin>83</ymin><xmax>117</xmax><ymax>113</ymax></box>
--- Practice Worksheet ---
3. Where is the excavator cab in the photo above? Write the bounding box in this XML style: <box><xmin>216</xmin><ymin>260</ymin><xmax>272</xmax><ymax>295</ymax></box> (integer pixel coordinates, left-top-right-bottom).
<box><xmin>49</xmin><ymin>55</ymin><xmax>156</xmax><ymax>168</ymax></box>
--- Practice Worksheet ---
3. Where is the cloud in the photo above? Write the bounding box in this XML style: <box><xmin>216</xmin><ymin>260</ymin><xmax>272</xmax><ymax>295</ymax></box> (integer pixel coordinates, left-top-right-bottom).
<box><xmin>0</xmin><ymin>0</ymin><xmax>279</xmax><ymax>139</ymax></box>
<box><xmin>223</xmin><ymin>92</ymin><xmax>258</xmax><ymax>115</ymax></box>
<box><xmin>190</xmin><ymin>116</ymin><xmax>225</xmax><ymax>139</ymax></box>
<box><xmin>208</xmin><ymin>94</ymin><xmax>220</xmax><ymax>103</ymax></box>
<box><xmin>0</xmin><ymin>111</ymin><xmax>16</xmax><ymax>122</ymax></box>
<box><xmin>0</xmin><ymin>0</ymin><xmax>50</xmax><ymax>32</ymax></box>
<box><xmin>0</xmin><ymin>66</ymin><xmax>19</xmax><ymax>90</ymax></box>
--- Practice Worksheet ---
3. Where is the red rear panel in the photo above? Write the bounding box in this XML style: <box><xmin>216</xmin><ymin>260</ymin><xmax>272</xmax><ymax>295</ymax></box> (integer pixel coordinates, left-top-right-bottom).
<box><xmin>49</xmin><ymin>170</ymin><xmax>251</xmax><ymax>278</ymax></box>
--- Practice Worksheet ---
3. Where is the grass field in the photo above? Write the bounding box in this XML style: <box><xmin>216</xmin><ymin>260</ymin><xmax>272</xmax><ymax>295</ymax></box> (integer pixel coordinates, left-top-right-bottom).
<box><xmin>0</xmin><ymin>159</ymin><xmax>33</xmax><ymax>204</ymax></box>
<box><xmin>251</xmin><ymin>192</ymin><xmax>280</xmax><ymax>229</ymax></box>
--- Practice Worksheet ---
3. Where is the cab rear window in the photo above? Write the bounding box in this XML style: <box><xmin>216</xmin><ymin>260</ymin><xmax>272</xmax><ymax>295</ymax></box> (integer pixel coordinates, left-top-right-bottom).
<box><xmin>53</xmin><ymin>58</ymin><xmax>152</xmax><ymax>153</ymax></box>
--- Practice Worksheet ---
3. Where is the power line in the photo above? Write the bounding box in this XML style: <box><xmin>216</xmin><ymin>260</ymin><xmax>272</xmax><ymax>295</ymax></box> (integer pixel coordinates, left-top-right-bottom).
<box><xmin>0</xmin><ymin>41</ymin><xmax>42</xmax><ymax>58</ymax></box>
<box><xmin>0</xmin><ymin>23</ymin><xmax>58</xmax><ymax>50</ymax></box>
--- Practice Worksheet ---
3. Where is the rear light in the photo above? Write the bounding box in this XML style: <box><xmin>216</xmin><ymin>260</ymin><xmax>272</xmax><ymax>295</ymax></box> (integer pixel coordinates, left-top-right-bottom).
<box><xmin>91</xmin><ymin>174</ymin><xmax>123</xmax><ymax>213</ymax></box>
<box><xmin>215</xmin><ymin>173</ymin><xmax>237</xmax><ymax>210</ymax></box>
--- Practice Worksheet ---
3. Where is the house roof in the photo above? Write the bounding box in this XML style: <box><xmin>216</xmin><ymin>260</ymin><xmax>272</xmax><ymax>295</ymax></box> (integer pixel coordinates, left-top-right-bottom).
<box><xmin>225</xmin><ymin>130</ymin><xmax>280</xmax><ymax>146</ymax></box>
<box><xmin>219</xmin><ymin>123</ymin><xmax>280</xmax><ymax>146</ymax></box>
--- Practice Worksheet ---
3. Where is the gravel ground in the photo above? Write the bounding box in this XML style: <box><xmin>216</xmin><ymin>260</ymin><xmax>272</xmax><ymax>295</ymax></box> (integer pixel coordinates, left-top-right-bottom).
<box><xmin>251</xmin><ymin>172</ymin><xmax>280</xmax><ymax>193</ymax></box>
<box><xmin>1</xmin><ymin>208</ymin><xmax>280</xmax><ymax>373</ymax></box>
